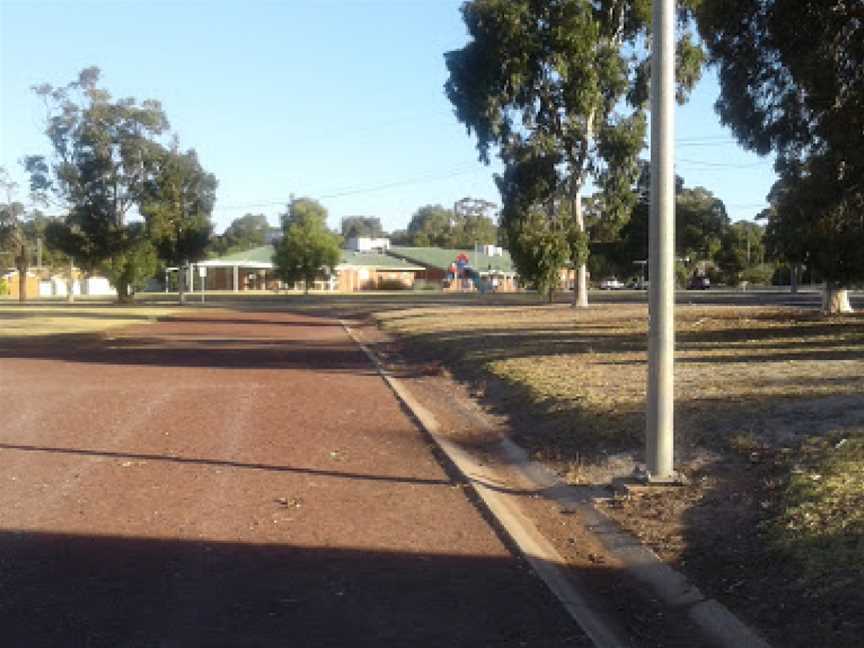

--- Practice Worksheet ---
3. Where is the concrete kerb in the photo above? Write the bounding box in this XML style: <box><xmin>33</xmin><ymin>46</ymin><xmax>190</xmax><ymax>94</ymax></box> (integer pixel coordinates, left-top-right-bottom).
<box><xmin>340</xmin><ymin>320</ymin><xmax>630</xmax><ymax>648</ymax></box>
<box><xmin>340</xmin><ymin>320</ymin><xmax>773</xmax><ymax>648</ymax></box>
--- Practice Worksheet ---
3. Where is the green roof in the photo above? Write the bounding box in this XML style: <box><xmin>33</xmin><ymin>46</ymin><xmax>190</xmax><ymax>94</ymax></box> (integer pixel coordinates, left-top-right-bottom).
<box><xmin>214</xmin><ymin>245</ymin><xmax>275</xmax><ymax>264</ymax></box>
<box><xmin>388</xmin><ymin>246</ymin><xmax>514</xmax><ymax>273</ymax></box>
<box><xmin>338</xmin><ymin>251</ymin><xmax>424</xmax><ymax>270</ymax></box>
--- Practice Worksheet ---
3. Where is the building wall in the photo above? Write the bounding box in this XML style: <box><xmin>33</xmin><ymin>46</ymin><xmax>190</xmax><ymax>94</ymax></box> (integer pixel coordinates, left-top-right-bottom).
<box><xmin>4</xmin><ymin>271</ymin><xmax>42</xmax><ymax>299</ymax></box>
<box><xmin>200</xmin><ymin>267</ymin><xmax>281</xmax><ymax>291</ymax></box>
<box><xmin>336</xmin><ymin>267</ymin><xmax>415</xmax><ymax>291</ymax></box>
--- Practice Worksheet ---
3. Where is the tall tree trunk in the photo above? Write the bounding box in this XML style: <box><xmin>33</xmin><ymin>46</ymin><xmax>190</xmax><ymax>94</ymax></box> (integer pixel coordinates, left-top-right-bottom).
<box><xmin>822</xmin><ymin>283</ymin><xmax>853</xmax><ymax>315</ymax></box>
<box><xmin>116</xmin><ymin>277</ymin><xmax>133</xmax><ymax>304</ymax></box>
<box><xmin>16</xmin><ymin>240</ymin><xmax>28</xmax><ymax>303</ymax></box>
<box><xmin>570</xmin><ymin>110</ymin><xmax>594</xmax><ymax>309</ymax></box>
<box><xmin>178</xmin><ymin>266</ymin><xmax>186</xmax><ymax>305</ymax></box>
<box><xmin>17</xmin><ymin>267</ymin><xmax>26</xmax><ymax>303</ymax></box>
<box><xmin>66</xmin><ymin>260</ymin><xmax>75</xmax><ymax>303</ymax></box>
<box><xmin>790</xmin><ymin>263</ymin><xmax>799</xmax><ymax>294</ymax></box>
<box><xmin>571</xmin><ymin>189</ymin><xmax>589</xmax><ymax>308</ymax></box>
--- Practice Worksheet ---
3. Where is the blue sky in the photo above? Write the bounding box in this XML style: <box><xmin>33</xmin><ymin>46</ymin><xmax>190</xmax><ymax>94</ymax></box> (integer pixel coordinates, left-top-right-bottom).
<box><xmin>1</xmin><ymin>0</ymin><xmax>776</xmax><ymax>234</ymax></box>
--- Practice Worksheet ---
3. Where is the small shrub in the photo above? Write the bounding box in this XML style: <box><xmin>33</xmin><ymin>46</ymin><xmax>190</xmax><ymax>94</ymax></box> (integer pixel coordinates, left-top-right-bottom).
<box><xmin>740</xmin><ymin>263</ymin><xmax>775</xmax><ymax>286</ymax></box>
<box><xmin>0</xmin><ymin>277</ymin><xmax>8</xmax><ymax>296</ymax></box>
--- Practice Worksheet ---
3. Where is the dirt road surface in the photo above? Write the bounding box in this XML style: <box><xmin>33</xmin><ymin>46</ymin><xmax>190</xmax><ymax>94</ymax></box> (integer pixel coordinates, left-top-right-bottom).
<box><xmin>0</xmin><ymin>310</ymin><xmax>588</xmax><ymax>647</ymax></box>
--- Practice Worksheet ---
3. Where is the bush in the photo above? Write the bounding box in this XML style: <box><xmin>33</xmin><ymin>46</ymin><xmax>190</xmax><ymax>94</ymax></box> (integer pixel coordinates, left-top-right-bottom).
<box><xmin>0</xmin><ymin>277</ymin><xmax>8</xmax><ymax>296</ymax></box>
<box><xmin>740</xmin><ymin>263</ymin><xmax>775</xmax><ymax>286</ymax></box>
<box><xmin>675</xmin><ymin>261</ymin><xmax>689</xmax><ymax>288</ymax></box>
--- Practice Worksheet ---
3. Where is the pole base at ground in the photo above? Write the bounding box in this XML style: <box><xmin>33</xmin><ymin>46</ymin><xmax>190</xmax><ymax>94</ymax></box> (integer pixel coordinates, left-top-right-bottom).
<box><xmin>630</xmin><ymin>466</ymin><xmax>689</xmax><ymax>486</ymax></box>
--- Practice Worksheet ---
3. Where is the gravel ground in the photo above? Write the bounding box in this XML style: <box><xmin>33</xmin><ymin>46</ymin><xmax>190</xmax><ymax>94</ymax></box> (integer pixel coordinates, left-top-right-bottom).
<box><xmin>0</xmin><ymin>310</ymin><xmax>587</xmax><ymax>647</ymax></box>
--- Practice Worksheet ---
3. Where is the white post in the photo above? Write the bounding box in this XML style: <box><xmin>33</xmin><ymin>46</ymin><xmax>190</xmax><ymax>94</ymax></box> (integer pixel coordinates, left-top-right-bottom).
<box><xmin>233</xmin><ymin>265</ymin><xmax>239</xmax><ymax>292</ymax></box>
<box><xmin>646</xmin><ymin>0</ymin><xmax>676</xmax><ymax>481</ymax></box>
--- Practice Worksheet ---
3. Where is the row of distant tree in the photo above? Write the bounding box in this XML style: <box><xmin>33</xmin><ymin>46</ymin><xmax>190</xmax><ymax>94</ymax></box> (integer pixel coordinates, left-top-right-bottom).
<box><xmin>208</xmin><ymin>194</ymin><xmax>501</xmax><ymax>259</ymax></box>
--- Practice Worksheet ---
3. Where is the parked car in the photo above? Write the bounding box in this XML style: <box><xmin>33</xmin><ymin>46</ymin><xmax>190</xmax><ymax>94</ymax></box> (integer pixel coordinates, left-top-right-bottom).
<box><xmin>688</xmin><ymin>275</ymin><xmax>711</xmax><ymax>290</ymax></box>
<box><xmin>599</xmin><ymin>277</ymin><xmax>624</xmax><ymax>290</ymax></box>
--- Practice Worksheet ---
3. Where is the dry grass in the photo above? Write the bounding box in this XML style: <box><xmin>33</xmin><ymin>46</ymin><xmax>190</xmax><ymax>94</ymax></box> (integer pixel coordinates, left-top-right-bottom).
<box><xmin>379</xmin><ymin>303</ymin><xmax>864</xmax><ymax>453</ymax></box>
<box><xmin>0</xmin><ymin>304</ymin><xmax>180</xmax><ymax>338</ymax></box>
<box><xmin>376</xmin><ymin>302</ymin><xmax>864</xmax><ymax>618</ymax></box>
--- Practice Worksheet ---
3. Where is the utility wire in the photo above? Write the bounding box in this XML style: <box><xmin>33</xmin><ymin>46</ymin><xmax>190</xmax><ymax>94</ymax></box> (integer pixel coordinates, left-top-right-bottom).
<box><xmin>212</xmin><ymin>166</ymin><xmax>484</xmax><ymax>212</ymax></box>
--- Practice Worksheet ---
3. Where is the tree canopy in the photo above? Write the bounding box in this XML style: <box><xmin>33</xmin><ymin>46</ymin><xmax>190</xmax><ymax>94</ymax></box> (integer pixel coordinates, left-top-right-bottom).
<box><xmin>341</xmin><ymin>216</ymin><xmax>384</xmax><ymax>239</ymax></box>
<box><xmin>24</xmin><ymin>67</ymin><xmax>170</xmax><ymax>301</ymax></box>
<box><xmin>273</xmin><ymin>197</ymin><xmax>341</xmax><ymax>294</ymax></box>
<box><xmin>445</xmin><ymin>0</ymin><xmax>703</xmax><ymax>305</ymax></box>
<box><xmin>141</xmin><ymin>146</ymin><xmax>217</xmax><ymax>302</ymax></box>
<box><xmin>406</xmin><ymin>200</ymin><xmax>497</xmax><ymax>248</ymax></box>
<box><xmin>697</xmin><ymin>0</ymin><xmax>864</xmax><ymax>312</ymax></box>
<box><xmin>211</xmin><ymin>213</ymin><xmax>276</xmax><ymax>256</ymax></box>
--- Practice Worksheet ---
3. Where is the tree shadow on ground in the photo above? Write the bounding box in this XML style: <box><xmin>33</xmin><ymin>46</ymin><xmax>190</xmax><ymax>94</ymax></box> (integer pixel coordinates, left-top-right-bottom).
<box><xmin>648</xmin><ymin>449</ymin><xmax>864</xmax><ymax>648</ymax></box>
<box><xmin>0</xmin><ymin>530</ymin><xmax>594</xmax><ymax>648</ymax></box>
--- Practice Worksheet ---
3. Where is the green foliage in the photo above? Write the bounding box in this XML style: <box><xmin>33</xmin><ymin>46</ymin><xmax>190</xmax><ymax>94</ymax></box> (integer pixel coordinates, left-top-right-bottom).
<box><xmin>740</xmin><ymin>263</ymin><xmax>775</xmax><ymax>286</ymax></box>
<box><xmin>24</xmin><ymin>67</ymin><xmax>169</xmax><ymax>300</ymax></box>
<box><xmin>388</xmin><ymin>229</ymin><xmax>412</xmax><ymax>246</ymax></box>
<box><xmin>101</xmin><ymin>224</ymin><xmax>159</xmax><ymax>300</ymax></box>
<box><xmin>763</xmin><ymin>170</ymin><xmax>864</xmax><ymax>289</ymax></box>
<box><xmin>273</xmin><ymin>197</ymin><xmax>341</xmax><ymax>293</ymax></box>
<box><xmin>677</xmin><ymin>187</ymin><xmax>729</xmax><ymax>261</ymax></box>
<box><xmin>505</xmin><ymin>208</ymin><xmax>569</xmax><ymax>301</ymax></box>
<box><xmin>408</xmin><ymin>205</ymin><xmax>453</xmax><ymax>247</ymax></box>
<box><xmin>212</xmin><ymin>213</ymin><xmax>273</xmax><ymax>256</ymax></box>
<box><xmin>453</xmin><ymin>196</ymin><xmax>498</xmax><ymax>245</ymax></box>
<box><xmin>341</xmin><ymin>216</ymin><xmax>384</xmax><ymax>239</ymax></box>
<box><xmin>445</xmin><ymin>1</ymin><xmax>702</xmax><ymax>303</ymax></box>
<box><xmin>142</xmin><ymin>147</ymin><xmax>216</xmax><ymax>268</ymax></box>
<box><xmin>715</xmin><ymin>229</ymin><xmax>748</xmax><ymax>284</ymax></box>
<box><xmin>0</xmin><ymin>277</ymin><xmax>8</xmax><ymax>295</ymax></box>
<box><xmin>697</xmin><ymin>1</ymin><xmax>864</xmax><ymax>289</ymax></box>
<box><xmin>23</xmin><ymin>213</ymin><xmax>73</xmax><ymax>272</ymax></box>
<box><xmin>770</xmin><ymin>433</ymin><xmax>864</xmax><ymax>588</ymax></box>
<box><xmin>675</xmin><ymin>261</ymin><xmax>689</xmax><ymax>288</ymax></box>
<box><xmin>404</xmin><ymin>201</ymin><xmax>498</xmax><ymax>248</ymax></box>
<box><xmin>566</xmin><ymin>226</ymin><xmax>589</xmax><ymax>268</ymax></box>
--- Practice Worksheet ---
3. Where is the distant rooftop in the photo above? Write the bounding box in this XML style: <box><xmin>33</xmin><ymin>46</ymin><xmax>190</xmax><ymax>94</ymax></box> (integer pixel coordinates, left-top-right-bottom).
<box><xmin>204</xmin><ymin>245</ymin><xmax>275</xmax><ymax>265</ymax></box>
<box><xmin>388</xmin><ymin>246</ymin><xmax>514</xmax><ymax>274</ymax></box>
<box><xmin>338</xmin><ymin>250</ymin><xmax>424</xmax><ymax>270</ymax></box>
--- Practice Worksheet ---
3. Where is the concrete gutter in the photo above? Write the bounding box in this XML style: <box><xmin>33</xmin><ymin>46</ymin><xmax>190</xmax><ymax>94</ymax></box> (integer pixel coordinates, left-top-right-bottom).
<box><xmin>341</xmin><ymin>320</ymin><xmax>772</xmax><ymax>648</ymax></box>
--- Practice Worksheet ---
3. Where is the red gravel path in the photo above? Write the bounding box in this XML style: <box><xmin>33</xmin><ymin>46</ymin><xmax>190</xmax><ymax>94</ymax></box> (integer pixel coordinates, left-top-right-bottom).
<box><xmin>0</xmin><ymin>310</ymin><xmax>587</xmax><ymax>647</ymax></box>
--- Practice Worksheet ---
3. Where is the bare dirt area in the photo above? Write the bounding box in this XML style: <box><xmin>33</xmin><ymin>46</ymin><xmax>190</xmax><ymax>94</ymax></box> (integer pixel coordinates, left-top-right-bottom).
<box><xmin>368</xmin><ymin>299</ymin><xmax>864</xmax><ymax>648</ymax></box>
<box><xmin>0</xmin><ymin>308</ymin><xmax>587</xmax><ymax>647</ymax></box>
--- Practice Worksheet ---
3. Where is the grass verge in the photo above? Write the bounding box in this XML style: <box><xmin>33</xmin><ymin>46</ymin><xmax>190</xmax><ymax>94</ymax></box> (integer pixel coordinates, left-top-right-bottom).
<box><xmin>373</xmin><ymin>301</ymin><xmax>864</xmax><ymax>646</ymax></box>
<box><xmin>0</xmin><ymin>304</ymin><xmax>180</xmax><ymax>338</ymax></box>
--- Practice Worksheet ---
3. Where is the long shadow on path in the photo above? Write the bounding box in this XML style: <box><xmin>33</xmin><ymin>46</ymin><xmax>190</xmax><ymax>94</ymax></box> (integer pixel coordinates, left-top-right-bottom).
<box><xmin>2</xmin><ymin>530</ymin><xmax>592</xmax><ymax>648</ymax></box>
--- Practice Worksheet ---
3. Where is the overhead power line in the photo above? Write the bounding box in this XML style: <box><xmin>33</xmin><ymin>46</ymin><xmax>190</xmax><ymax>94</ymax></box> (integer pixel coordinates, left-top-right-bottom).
<box><xmin>212</xmin><ymin>166</ymin><xmax>485</xmax><ymax>212</ymax></box>
<box><xmin>677</xmin><ymin>157</ymin><xmax>770</xmax><ymax>169</ymax></box>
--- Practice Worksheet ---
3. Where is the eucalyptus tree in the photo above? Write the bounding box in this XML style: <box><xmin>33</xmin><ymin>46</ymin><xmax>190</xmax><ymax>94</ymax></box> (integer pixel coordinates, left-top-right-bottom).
<box><xmin>24</xmin><ymin>67</ymin><xmax>169</xmax><ymax>302</ymax></box>
<box><xmin>697</xmin><ymin>0</ymin><xmax>864</xmax><ymax>313</ymax></box>
<box><xmin>141</xmin><ymin>146</ymin><xmax>217</xmax><ymax>304</ymax></box>
<box><xmin>445</xmin><ymin>0</ymin><xmax>703</xmax><ymax>307</ymax></box>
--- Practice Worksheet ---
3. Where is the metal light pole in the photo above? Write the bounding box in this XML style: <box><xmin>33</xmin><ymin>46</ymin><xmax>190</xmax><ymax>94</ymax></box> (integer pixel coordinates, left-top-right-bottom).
<box><xmin>646</xmin><ymin>0</ymin><xmax>676</xmax><ymax>481</ymax></box>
